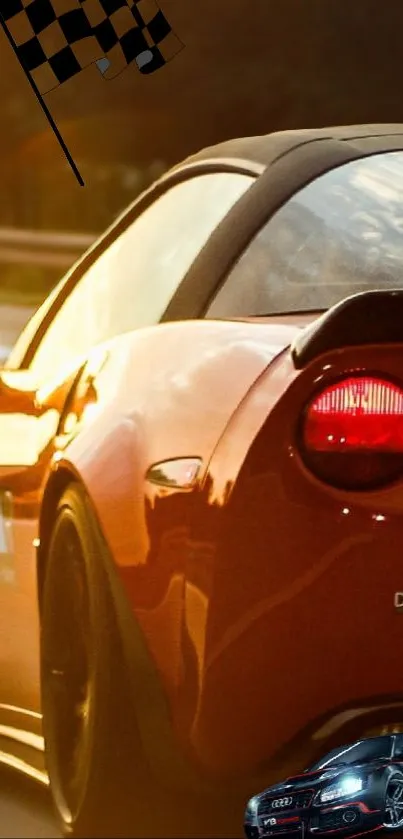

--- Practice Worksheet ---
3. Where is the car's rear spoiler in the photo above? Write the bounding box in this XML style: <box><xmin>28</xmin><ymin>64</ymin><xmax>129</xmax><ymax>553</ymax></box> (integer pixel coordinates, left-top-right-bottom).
<box><xmin>291</xmin><ymin>289</ymin><xmax>403</xmax><ymax>369</ymax></box>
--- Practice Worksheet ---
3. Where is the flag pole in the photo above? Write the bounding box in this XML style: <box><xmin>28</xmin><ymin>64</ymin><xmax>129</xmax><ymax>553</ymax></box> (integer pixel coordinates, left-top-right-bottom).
<box><xmin>0</xmin><ymin>13</ymin><xmax>84</xmax><ymax>186</ymax></box>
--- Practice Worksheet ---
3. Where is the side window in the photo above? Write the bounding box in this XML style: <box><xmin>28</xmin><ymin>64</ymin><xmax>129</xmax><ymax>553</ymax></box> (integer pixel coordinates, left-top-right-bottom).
<box><xmin>394</xmin><ymin>735</ymin><xmax>403</xmax><ymax>759</ymax></box>
<box><xmin>26</xmin><ymin>172</ymin><xmax>253</xmax><ymax>383</ymax></box>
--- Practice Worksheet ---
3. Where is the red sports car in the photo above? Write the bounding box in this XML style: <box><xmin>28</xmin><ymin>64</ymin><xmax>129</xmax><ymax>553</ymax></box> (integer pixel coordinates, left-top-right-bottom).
<box><xmin>0</xmin><ymin>124</ymin><xmax>403</xmax><ymax>838</ymax></box>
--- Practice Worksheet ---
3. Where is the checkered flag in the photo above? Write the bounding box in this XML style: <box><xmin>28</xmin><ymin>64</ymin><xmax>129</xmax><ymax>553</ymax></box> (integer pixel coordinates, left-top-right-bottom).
<box><xmin>1</xmin><ymin>0</ymin><xmax>183</xmax><ymax>94</ymax></box>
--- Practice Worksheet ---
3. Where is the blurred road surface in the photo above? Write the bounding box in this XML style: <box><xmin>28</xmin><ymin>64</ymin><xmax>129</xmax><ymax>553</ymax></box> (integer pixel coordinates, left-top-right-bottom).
<box><xmin>0</xmin><ymin>303</ymin><xmax>35</xmax><ymax>360</ymax></box>
<box><xmin>0</xmin><ymin>770</ymin><xmax>59</xmax><ymax>837</ymax></box>
<box><xmin>0</xmin><ymin>303</ymin><xmax>58</xmax><ymax>837</ymax></box>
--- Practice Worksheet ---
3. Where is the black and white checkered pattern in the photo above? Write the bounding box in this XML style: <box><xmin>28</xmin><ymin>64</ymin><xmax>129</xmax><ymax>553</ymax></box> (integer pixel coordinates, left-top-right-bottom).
<box><xmin>1</xmin><ymin>0</ymin><xmax>183</xmax><ymax>93</ymax></box>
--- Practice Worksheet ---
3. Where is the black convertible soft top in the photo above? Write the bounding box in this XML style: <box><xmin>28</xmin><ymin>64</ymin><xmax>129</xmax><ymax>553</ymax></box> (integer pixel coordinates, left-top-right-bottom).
<box><xmin>71</xmin><ymin>124</ymin><xmax>403</xmax><ymax>332</ymax></box>
<box><xmin>181</xmin><ymin>123</ymin><xmax>403</xmax><ymax>170</ymax></box>
<box><xmin>163</xmin><ymin>124</ymin><xmax>403</xmax><ymax>322</ymax></box>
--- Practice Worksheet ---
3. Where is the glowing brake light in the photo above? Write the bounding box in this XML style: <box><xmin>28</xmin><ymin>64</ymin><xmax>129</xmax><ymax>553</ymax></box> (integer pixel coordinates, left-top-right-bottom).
<box><xmin>301</xmin><ymin>376</ymin><xmax>403</xmax><ymax>490</ymax></box>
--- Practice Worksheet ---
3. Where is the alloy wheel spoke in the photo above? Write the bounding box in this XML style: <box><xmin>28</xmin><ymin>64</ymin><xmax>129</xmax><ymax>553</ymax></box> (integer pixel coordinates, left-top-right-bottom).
<box><xmin>386</xmin><ymin>782</ymin><xmax>403</xmax><ymax>826</ymax></box>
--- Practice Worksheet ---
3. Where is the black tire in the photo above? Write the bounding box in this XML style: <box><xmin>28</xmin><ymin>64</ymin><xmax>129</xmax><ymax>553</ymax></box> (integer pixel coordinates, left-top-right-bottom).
<box><xmin>383</xmin><ymin>770</ymin><xmax>403</xmax><ymax>830</ymax></box>
<box><xmin>40</xmin><ymin>483</ymin><xmax>154</xmax><ymax>838</ymax></box>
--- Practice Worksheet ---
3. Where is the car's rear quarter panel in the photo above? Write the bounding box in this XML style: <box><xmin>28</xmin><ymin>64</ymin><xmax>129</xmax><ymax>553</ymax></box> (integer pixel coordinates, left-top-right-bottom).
<box><xmin>53</xmin><ymin>326</ymin><xmax>403</xmax><ymax>799</ymax></box>
<box><xmin>189</xmin><ymin>343</ymin><xmax>403</xmax><ymax>784</ymax></box>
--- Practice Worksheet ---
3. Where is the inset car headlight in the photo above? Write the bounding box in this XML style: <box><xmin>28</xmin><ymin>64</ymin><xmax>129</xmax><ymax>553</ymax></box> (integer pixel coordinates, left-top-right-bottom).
<box><xmin>244</xmin><ymin>796</ymin><xmax>259</xmax><ymax>821</ymax></box>
<box><xmin>320</xmin><ymin>776</ymin><xmax>363</xmax><ymax>803</ymax></box>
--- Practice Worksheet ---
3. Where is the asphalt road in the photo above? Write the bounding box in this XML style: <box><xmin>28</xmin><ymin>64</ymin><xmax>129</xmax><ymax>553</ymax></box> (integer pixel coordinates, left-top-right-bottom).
<box><xmin>0</xmin><ymin>770</ymin><xmax>59</xmax><ymax>837</ymax></box>
<box><xmin>0</xmin><ymin>302</ymin><xmax>35</xmax><ymax>362</ymax></box>
<box><xmin>0</xmin><ymin>303</ymin><xmax>59</xmax><ymax>837</ymax></box>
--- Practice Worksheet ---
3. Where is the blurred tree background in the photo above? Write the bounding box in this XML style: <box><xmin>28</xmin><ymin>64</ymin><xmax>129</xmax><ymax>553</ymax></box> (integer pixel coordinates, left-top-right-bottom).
<box><xmin>0</xmin><ymin>0</ymin><xmax>403</xmax><ymax>302</ymax></box>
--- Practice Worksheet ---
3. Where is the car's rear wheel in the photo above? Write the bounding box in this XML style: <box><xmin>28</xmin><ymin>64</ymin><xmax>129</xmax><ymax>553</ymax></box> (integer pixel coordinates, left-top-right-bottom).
<box><xmin>40</xmin><ymin>484</ymin><xmax>155</xmax><ymax>838</ymax></box>
<box><xmin>383</xmin><ymin>770</ymin><xmax>403</xmax><ymax>830</ymax></box>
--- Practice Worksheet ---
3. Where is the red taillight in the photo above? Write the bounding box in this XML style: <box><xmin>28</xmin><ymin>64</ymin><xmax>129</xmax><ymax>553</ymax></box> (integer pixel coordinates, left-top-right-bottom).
<box><xmin>301</xmin><ymin>376</ymin><xmax>403</xmax><ymax>490</ymax></box>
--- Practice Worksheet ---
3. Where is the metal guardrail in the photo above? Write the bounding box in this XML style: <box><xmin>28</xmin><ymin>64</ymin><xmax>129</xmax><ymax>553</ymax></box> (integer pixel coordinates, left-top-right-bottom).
<box><xmin>0</xmin><ymin>227</ymin><xmax>98</xmax><ymax>268</ymax></box>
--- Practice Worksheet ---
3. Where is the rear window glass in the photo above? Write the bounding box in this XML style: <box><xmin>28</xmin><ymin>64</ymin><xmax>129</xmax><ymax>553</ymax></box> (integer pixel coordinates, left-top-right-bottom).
<box><xmin>207</xmin><ymin>150</ymin><xmax>403</xmax><ymax>317</ymax></box>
